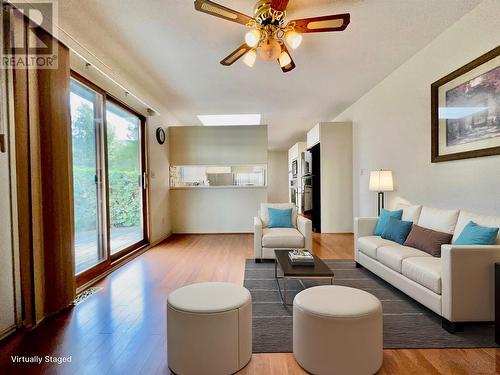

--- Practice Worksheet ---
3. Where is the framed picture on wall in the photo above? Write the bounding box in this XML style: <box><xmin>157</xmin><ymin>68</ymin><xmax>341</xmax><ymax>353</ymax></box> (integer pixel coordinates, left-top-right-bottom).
<box><xmin>431</xmin><ymin>46</ymin><xmax>500</xmax><ymax>163</ymax></box>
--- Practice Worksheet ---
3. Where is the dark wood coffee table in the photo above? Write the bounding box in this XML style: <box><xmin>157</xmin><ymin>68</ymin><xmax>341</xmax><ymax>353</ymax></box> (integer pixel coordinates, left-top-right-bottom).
<box><xmin>274</xmin><ymin>249</ymin><xmax>334</xmax><ymax>305</ymax></box>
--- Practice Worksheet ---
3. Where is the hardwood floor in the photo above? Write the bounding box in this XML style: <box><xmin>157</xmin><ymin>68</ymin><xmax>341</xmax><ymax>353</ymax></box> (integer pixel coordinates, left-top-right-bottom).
<box><xmin>1</xmin><ymin>233</ymin><xmax>499</xmax><ymax>374</ymax></box>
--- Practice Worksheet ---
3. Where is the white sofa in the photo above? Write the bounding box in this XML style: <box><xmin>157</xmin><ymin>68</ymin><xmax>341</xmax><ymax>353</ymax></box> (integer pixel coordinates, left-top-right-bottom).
<box><xmin>254</xmin><ymin>203</ymin><xmax>313</xmax><ymax>262</ymax></box>
<box><xmin>354</xmin><ymin>204</ymin><xmax>500</xmax><ymax>332</ymax></box>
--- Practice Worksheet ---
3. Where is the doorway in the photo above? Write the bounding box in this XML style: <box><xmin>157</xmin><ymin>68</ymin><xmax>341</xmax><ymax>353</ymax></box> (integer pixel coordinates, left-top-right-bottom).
<box><xmin>70</xmin><ymin>74</ymin><xmax>148</xmax><ymax>285</ymax></box>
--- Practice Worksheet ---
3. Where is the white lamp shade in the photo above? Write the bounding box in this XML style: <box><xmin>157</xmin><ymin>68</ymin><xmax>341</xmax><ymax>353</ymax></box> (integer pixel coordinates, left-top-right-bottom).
<box><xmin>243</xmin><ymin>49</ymin><xmax>257</xmax><ymax>67</ymax></box>
<box><xmin>278</xmin><ymin>51</ymin><xmax>292</xmax><ymax>68</ymax></box>
<box><xmin>369</xmin><ymin>170</ymin><xmax>394</xmax><ymax>192</ymax></box>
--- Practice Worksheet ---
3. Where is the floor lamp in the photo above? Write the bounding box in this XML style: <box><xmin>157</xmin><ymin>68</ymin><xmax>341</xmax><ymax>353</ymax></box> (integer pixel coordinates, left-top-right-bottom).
<box><xmin>369</xmin><ymin>170</ymin><xmax>394</xmax><ymax>216</ymax></box>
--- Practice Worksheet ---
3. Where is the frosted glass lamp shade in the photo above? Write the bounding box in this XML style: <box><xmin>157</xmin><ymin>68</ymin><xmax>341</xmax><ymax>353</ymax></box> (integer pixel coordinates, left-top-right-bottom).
<box><xmin>285</xmin><ymin>30</ymin><xmax>302</xmax><ymax>49</ymax></box>
<box><xmin>243</xmin><ymin>50</ymin><xmax>257</xmax><ymax>67</ymax></box>
<box><xmin>245</xmin><ymin>29</ymin><xmax>261</xmax><ymax>48</ymax></box>
<box><xmin>259</xmin><ymin>39</ymin><xmax>282</xmax><ymax>61</ymax></box>
<box><xmin>278</xmin><ymin>51</ymin><xmax>292</xmax><ymax>68</ymax></box>
<box><xmin>369</xmin><ymin>170</ymin><xmax>394</xmax><ymax>192</ymax></box>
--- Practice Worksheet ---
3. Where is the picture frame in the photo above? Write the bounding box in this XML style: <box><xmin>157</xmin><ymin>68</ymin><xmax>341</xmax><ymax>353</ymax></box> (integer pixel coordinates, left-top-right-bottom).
<box><xmin>431</xmin><ymin>46</ymin><xmax>500</xmax><ymax>163</ymax></box>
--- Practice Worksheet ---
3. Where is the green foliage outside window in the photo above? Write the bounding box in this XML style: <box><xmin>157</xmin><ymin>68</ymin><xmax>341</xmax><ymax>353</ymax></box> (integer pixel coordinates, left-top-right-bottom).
<box><xmin>72</xmin><ymin>101</ymin><xmax>141</xmax><ymax>232</ymax></box>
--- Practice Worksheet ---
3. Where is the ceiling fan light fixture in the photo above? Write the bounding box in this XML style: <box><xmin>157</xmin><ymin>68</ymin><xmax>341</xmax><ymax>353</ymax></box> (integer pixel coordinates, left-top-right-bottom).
<box><xmin>285</xmin><ymin>30</ymin><xmax>302</xmax><ymax>49</ymax></box>
<box><xmin>278</xmin><ymin>50</ymin><xmax>292</xmax><ymax>68</ymax></box>
<box><xmin>259</xmin><ymin>38</ymin><xmax>282</xmax><ymax>61</ymax></box>
<box><xmin>245</xmin><ymin>28</ymin><xmax>261</xmax><ymax>48</ymax></box>
<box><xmin>243</xmin><ymin>49</ymin><xmax>257</xmax><ymax>67</ymax></box>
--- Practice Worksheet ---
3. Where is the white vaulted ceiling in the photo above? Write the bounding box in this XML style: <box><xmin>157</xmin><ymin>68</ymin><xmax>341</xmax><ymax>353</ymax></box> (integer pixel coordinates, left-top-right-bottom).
<box><xmin>57</xmin><ymin>0</ymin><xmax>481</xmax><ymax>149</ymax></box>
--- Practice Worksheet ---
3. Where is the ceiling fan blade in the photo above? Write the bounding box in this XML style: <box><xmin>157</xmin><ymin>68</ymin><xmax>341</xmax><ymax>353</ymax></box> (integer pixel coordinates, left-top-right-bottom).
<box><xmin>288</xmin><ymin>13</ymin><xmax>350</xmax><ymax>33</ymax></box>
<box><xmin>278</xmin><ymin>44</ymin><xmax>296</xmax><ymax>73</ymax></box>
<box><xmin>220</xmin><ymin>44</ymin><xmax>252</xmax><ymax>66</ymax></box>
<box><xmin>194</xmin><ymin>0</ymin><xmax>254</xmax><ymax>26</ymax></box>
<box><xmin>271</xmin><ymin>0</ymin><xmax>290</xmax><ymax>11</ymax></box>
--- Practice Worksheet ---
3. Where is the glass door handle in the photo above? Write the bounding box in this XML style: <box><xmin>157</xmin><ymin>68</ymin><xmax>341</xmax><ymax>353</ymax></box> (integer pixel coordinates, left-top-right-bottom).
<box><xmin>142</xmin><ymin>172</ymin><xmax>148</xmax><ymax>190</ymax></box>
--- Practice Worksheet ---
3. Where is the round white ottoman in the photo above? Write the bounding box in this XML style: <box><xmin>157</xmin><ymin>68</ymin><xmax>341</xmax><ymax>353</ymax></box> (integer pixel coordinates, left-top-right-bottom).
<box><xmin>293</xmin><ymin>285</ymin><xmax>383</xmax><ymax>375</ymax></box>
<box><xmin>167</xmin><ymin>282</ymin><xmax>252</xmax><ymax>375</ymax></box>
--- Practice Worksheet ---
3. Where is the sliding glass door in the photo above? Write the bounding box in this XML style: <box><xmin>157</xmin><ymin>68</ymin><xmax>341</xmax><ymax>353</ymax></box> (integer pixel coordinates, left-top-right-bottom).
<box><xmin>70</xmin><ymin>79</ymin><xmax>105</xmax><ymax>274</ymax></box>
<box><xmin>106</xmin><ymin>101</ymin><xmax>145</xmax><ymax>256</ymax></box>
<box><xmin>70</xmin><ymin>75</ymin><xmax>148</xmax><ymax>283</ymax></box>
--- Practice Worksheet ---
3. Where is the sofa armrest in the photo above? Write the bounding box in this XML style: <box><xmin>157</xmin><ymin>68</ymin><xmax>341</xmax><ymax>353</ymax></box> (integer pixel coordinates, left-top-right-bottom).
<box><xmin>297</xmin><ymin>216</ymin><xmax>313</xmax><ymax>253</ymax></box>
<box><xmin>354</xmin><ymin>217</ymin><xmax>378</xmax><ymax>239</ymax></box>
<box><xmin>254</xmin><ymin>216</ymin><xmax>263</xmax><ymax>259</ymax></box>
<box><xmin>353</xmin><ymin>217</ymin><xmax>378</xmax><ymax>261</ymax></box>
<box><xmin>441</xmin><ymin>244</ymin><xmax>500</xmax><ymax>322</ymax></box>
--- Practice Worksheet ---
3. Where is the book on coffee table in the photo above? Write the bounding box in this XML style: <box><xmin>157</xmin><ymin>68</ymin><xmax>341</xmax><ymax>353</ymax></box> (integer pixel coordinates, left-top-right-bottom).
<box><xmin>288</xmin><ymin>250</ymin><xmax>314</xmax><ymax>266</ymax></box>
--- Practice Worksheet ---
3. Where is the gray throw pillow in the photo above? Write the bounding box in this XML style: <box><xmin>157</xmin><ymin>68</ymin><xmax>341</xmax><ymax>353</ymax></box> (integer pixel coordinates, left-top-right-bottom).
<box><xmin>403</xmin><ymin>224</ymin><xmax>453</xmax><ymax>257</ymax></box>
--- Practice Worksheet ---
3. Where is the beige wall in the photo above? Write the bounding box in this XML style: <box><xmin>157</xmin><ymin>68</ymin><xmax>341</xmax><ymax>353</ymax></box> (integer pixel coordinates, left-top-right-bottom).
<box><xmin>267</xmin><ymin>151</ymin><xmax>288</xmax><ymax>203</ymax></box>
<box><xmin>171</xmin><ymin>188</ymin><xmax>267</xmax><ymax>233</ymax></box>
<box><xmin>147</xmin><ymin>117</ymin><xmax>171</xmax><ymax>244</ymax></box>
<box><xmin>334</xmin><ymin>0</ymin><xmax>500</xmax><ymax>217</ymax></box>
<box><xmin>318</xmin><ymin>122</ymin><xmax>353</xmax><ymax>232</ymax></box>
<box><xmin>169</xmin><ymin>125</ymin><xmax>268</xmax><ymax>165</ymax></box>
<box><xmin>169</xmin><ymin>125</ymin><xmax>268</xmax><ymax>233</ymax></box>
<box><xmin>0</xmin><ymin>61</ymin><xmax>18</xmax><ymax>336</ymax></box>
<box><xmin>0</xmin><ymin>125</ymin><xmax>16</xmax><ymax>337</ymax></box>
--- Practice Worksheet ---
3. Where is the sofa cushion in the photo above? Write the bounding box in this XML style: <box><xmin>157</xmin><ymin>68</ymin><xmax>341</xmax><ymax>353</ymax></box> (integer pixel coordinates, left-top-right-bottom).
<box><xmin>452</xmin><ymin>211</ymin><xmax>500</xmax><ymax>245</ymax></box>
<box><xmin>381</xmin><ymin>217</ymin><xmax>413</xmax><ymax>245</ymax></box>
<box><xmin>260</xmin><ymin>203</ymin><xmax>297</xmax><ymax>228</ymax></box>
<box><xmin>262</xmin><ymin>228</ymin><xmax>304</xmax><ymax>248</ymax></box>
<box><xmin>373</xmin><ymin>209</ymin><xmax>403</xmax><ymax>236</ymax></box>
<box><xmin>268</xmin><ymin>208</ymin><xmax>294</xmax><ymax>228</ymax></box>
<box><xmin>395</xmin><ymin>203</ymin><xmax>423</xmax><ymax>223</ymax></box>
<box><xmin>417</xmin><ymin>206</ymin><xmax>459</xmax><ymax>234</ymax></box>
<box><xmin>357</xmin><ymin>236</ymin><xmax>396</xmax><ymax>259</ymax></box>
<box><xmin>377</xmin><ymin>245</ymin><xmax>431</xmax><ymax>273</ymax></box>
<box><xmin>403</xmin><ymin>224</ymin><xmax>453</xmax><ymax>257</ymax></box>
<box><xmin>402</xmin><ymin>257</ymin><xmax>442</xmax><ymax>294</ymax></box>
<box><xmin>454</xmin><ymin>221</ymin><xmax>500</xmax><ymax>246</ymax></box>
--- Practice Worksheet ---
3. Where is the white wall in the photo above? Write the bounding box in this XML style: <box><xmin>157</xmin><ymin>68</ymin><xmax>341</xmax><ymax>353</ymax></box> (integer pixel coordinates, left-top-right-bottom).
<box><xmin>169</xmin><ymin>125</ymin><xmax>268</xmax><ymax>165</ymax></box>
<box><xmin>147</xmin><ymin>118</ymin><xmax>171</xmax><ymax>244</ymax></box>
<box><xmin>318</xmin><ymin>122</ymin><xmax>353</xmax><ymax>232</ymax></box>
<box><xmin>0</xmin><ymin>139</ymin><xmax>16</xmax><ymax>338</ymax></box>
<box><xmin>334</xmin><ymin>0</ymin><xmax>500</xmax><ymax>217</ymax></box>
<box><xmin>170</xmin><ymin>125</ymin><xmax>268</xmax><ymax>233</ymax></box>
<box><xmin>267</xmin><ymin>151</ymin><xmax>288</xmax><ymax>203</ymax></box>
<box><xmin>0</xmin><ymin>64</ymin><xmax>17</xmax><ymax>336</ymax></box>
<box><xmin>171</xmin><ymin>188</ymin><xmax>267</xmax><ymax>233</ymax></box>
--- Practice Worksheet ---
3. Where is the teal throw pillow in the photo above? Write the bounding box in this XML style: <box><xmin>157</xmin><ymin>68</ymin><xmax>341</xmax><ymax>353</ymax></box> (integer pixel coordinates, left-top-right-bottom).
<box><xmin>373</xmin><ymin>209</ymin><xmax>403</xmax><ymax>236</ymax></box>
<box><xmin>454</xmin><ymin>221</ymin><xmax>499</xmax><ymax>245</ymax></box>
<box><xmin>381</xmin><ymin>217</ymin><xmax>413</xmax><ymax>245</ymax></box>
<box><xmin>268</xmin><ymin>208</ymin><xmax>293</xmax><ymax>228</ymax></box>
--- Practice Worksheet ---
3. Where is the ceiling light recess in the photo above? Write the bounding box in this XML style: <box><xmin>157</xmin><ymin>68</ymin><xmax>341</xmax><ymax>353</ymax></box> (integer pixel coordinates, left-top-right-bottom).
<box><xmin>197</xmin><ymin>114</ymin><xmax>262</xmax><ymax>126</ymax></box>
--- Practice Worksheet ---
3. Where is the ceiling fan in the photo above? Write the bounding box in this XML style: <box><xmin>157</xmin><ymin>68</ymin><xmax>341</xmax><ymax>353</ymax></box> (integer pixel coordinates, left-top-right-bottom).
<box><xmin>194</xmin><ymin>0</ymin><xmax>350</xmax><ymax>73</ymax></box>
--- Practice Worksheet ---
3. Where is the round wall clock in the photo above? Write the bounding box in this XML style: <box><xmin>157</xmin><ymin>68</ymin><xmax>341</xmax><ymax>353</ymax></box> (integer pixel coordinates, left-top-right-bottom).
<box><xmin>156</xmin><ymin>127</ymin><xmax>166</xmax><ymax>145</ymax></box>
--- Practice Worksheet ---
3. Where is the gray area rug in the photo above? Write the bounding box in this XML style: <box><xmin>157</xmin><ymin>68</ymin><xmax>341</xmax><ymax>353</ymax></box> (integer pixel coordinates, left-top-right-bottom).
<box><xmin>244</xmin><ymin>259</ymin><xmax>499</xmax><ymax>352</ymax></box>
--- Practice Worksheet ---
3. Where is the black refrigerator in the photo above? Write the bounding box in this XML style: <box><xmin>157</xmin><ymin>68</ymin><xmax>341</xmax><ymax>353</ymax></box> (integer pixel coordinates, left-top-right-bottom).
<box><xmin>302</xmin><ymin>143</ymin><xmax>321</xmax><ymax>233</ymax></box>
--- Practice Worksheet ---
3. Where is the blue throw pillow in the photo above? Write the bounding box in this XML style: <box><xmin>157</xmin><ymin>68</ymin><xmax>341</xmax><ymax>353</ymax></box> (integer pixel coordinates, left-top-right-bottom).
<box><xmin>373</xmin><ymin>209</ymin><xmax>403</xmax><ymax>236</ymax></box>
<box><xmin>381</xmin><ymin>217</ymin><xmax>413</xmax><ymax>245</ymax></box>
<box><xmin>268</xmin><ymin>208</ymin><xmax>293</xmax><ymax>228</ymax></box>
<box><xmin>454</xmin><ymin>221</ymin><xmax>499</xmax><ymax>245</ymax></box>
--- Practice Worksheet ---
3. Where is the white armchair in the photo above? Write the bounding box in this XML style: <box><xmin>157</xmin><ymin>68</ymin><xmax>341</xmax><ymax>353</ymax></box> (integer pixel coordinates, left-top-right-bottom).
<box><xmin>254</xmin><ymin>203</ymin><xmax>313</xmax><ymax>262</ymax></box>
